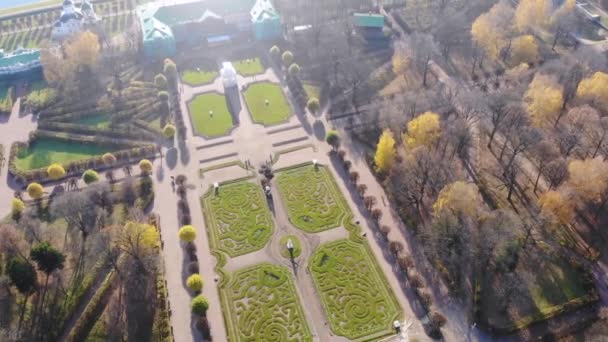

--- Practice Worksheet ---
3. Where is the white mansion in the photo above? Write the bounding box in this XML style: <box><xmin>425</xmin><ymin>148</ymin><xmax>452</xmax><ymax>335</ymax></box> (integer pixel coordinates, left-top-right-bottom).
<box><xmin>51</xmin><ymin>0</ymin><xmax>100</xmax><ymax>40</ymax></box>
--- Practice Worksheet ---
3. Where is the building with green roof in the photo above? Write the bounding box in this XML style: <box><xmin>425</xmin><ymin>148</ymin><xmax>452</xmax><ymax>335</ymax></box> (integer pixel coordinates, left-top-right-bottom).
<box><xmin>137</xmin><ymin>0</ymin><xmax>282</xmax><ymax>59</ymax></box>
<box><xmin>352</xmin><ymin>13</ymin><xmax>386</xmax><ymax>40</ymax></box>
<box><xmin>0</xmin><ymin>48</ymin><xmax>42</xmax><ymax>81</ymax></box>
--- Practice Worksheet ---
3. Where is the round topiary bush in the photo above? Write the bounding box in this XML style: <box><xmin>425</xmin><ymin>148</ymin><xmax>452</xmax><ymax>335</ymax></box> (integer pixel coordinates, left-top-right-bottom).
<box><xmin>26</xmin><ymin>183</ymin><xmax>44</xmax><ymax>199</ymax></box>
<box><xmin>269</xmin><ymin>45</ymin><xmax>280</xmax><ymax>60</ymax></box>
<box><xmin>281</xmin><ymin>51</ymin><xmax>294</xmax><ymax>67</ymax></box>
<box><xmin>191</xmin><ymin>295</ymin><xmax>209</xmax><ymax>315</ymax></box>
<box><xmin>102</xmin><ymin>153</ymin><xmax>117</xmax><ymax>166</ymax></box>
<box><xmin>82</xmin><ymin>169</ymin><xmax>99</xmax><ymax>184</ymax></box>
<box><xmin>288</xmin><ymin>63</ymin><xmax>301</xmax><ymax>77</ymax></box>
<box><xmin>11</xmin><ymin>198</ymin><xmax>25</xmax><ymax>217</ymax></box>
<box><xmin>306</xmin><ymin>97</ymin><xmax>320</xmax><ymax>114</ymax></box>
<box><xmin>187</xmin><ymin>274</ymin><xmax>204</xmax><ymax>292</ymax></box>
<box><xmin>163</xmin><ymin>124</ymin><xmax>176</xmax><ymax>138</ymax></box>
<box><xmin>431</xmin><ymin>312</ymin><xmax>447</xmax><ymax>328</ymax></box>
<box><xmin>179</xmin><ymin>225</ymin><xmax>196</xmax><ymax>243</ymax></box>
<box><xmin>158</xmin><ymin>90</ymin><xmax>170</xmax><ymax>102</ymax></box>
<box><xmin>139</xmin><ymin>159</ymin><xmax>153</xmax><ymax>174</ymax></box>
<box><xmin>47</xmin><ymin>163</ymin><xmax>66</xmax><ymax>180</ymax></box>
<box><xmin>155</xmin><ymin>74</ymin><xmax>168</xmax><ymax>90</ymax></box>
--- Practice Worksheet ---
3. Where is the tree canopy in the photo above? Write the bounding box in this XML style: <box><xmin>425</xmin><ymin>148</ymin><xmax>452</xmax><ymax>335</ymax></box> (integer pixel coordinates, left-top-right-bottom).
<box><xmin>374</xmin><ymin>129</ymin><xmax>396</xmax><ymax>173</ymax></box>
<box><xmin>404</xmin><ymin>112</ymin><xmax>441</xmax><ymax>149</ymax></box>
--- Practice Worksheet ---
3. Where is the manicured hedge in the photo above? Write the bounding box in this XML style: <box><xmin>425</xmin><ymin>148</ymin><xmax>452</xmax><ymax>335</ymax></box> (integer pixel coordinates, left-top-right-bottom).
<box><xmin>37</xmin><ymin>121</ymin><xmax>157</xmax><ymax>141</ymax></box>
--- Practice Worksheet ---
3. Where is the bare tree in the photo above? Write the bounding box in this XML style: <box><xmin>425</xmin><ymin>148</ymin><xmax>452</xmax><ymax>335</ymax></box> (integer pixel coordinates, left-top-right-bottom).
<box><xmin>531</xmin><ymin>139</ymin><xmax>559</xmax><ymax>193</ymax></box>
<box><xmin>410</xmin><ymin>33</ymin><xmax>439</xmax><ymax>87</ymax></box>
<box><xmin>544</xmin><ymin>157</ymin><xmax>568</xmax><ymax>189</ymax></box>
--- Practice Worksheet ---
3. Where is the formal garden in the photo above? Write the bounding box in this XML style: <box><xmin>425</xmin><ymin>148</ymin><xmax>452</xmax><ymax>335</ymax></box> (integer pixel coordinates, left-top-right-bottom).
<box><xmin>188</xmin><ymin>92</ymin><xmax>234</xmax><ymax>138</ymax></box>
<box><xmin>201</xmin><ymin>180</ymin><xmax>274</xmax><ymax>257</ymax></box>
<box><xmin>276</xmin><ymin>164</ymin><xmax>348</xmax><ymax>232</ymax></box>
<box><xmin>243</xmin><ymin>82</ymin><xmax>291</xmax><ymax>125</ymax></box>
<box><xmin>310</xmin><ymin>239</ymin><xmax>401</xmax><ymax>340</ymax></box>
<box><xmin>232</xmin><ymin>58</ymin><xmax>265</xmax><ymax>77</ymax></box>
<box><xmin>222</xmin><ymin>263</ymin><xmax>312</xmax><ymax>341</ymax></box>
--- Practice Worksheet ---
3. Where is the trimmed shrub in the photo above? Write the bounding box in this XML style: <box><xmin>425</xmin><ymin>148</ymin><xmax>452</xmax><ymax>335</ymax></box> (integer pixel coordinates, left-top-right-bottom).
<box><xmin>431</xmin><ymin>312</ymin><xmax>447</xmax><ymax>328</ymax></box>
<box><xmin>179</xmin><ymin>225</ymin><xmax>196</xmax><ymax>243</ymax></box>
<box><xmin>389</xmin><ymin>240</ymin><xmax>404</xmax><ymax>255</ymax></box>
<box><xmin>281</xmin><ymin>51</ymin><xmax>294</xmax><ymax>67</ymax></box>
<box><xmin>357</xmin><ymin>184</ymin><xmax>368</xmax><ymax>196</ymax></box>
<box><xmin>47</xmin><ymin>163</ymin><xmax>66</xmax><ymax>180</ymax></box>
<box><xmin>371</xmin><ymin>208</ymin><xmax>383</xmax><ymax>221</ymax></box>
<box><xmin>82</xmin><ymin>169</ymin><xmax>99</xmax><ymax>184</ymax></box>
<box><xmin>102</xmin><ymin>152</ymin><xmax>117</xmax><ymax>166</ymax></box>
<box><xmin>379</xmin><ymin>224</ymin><xmax>391</xmax><ymax>237</ymax></box>
<box><xmin>409</xmin><ymin>273</ymin><xmax>424</xmax><ymax>288</ymax></box>
<box><xmin>420</xmin><ymin>291</ymin><xmax>433</xmax><ymax>308</ymax></box>
<box><xmin>191</xmin><ymin>295</ymin><xmax>209</xmax><ymax>315</ymax></box>
<box><xmin>306</xmin><ymin>97</ymin><xmax>320</xmax><ymax>114</ymax></box>
<box><xmin>269</xmin><ymin>45</ymin><xmax>280</xmax><ymax>61</ymax></box>
<box><xmin>26</xmin><ymin>183</ymin><xmax>44</xmax><ymax>199</ymax></box>
<box><xmin>186</xmin><ymin>274</ymin><xmax>204</xmax><ymax>292</ymax></box>
<box><xmin>157</xmin><ymin>90</ymin><xmax>170</xmax><ymax>102</ymax></box>
<box><xmin>139</xmin><ymin>159</ymin><xmax>153</xmax><ymax>174</ymax></box>
<box><xmin>162</xmin><ymin>124</ymin><xmax>176</xmax><ymax>138</ymax></box>
<box><xmin>154</xmin><ymin>74</ymin><xmax>168</xmax><ymax>90</ymax></box>
<box><xmin>398</xmin><ymin>254</ymin><xmax>414</xmax><ymax>270</ymax></box>
<box><xmin>11</xmin><ymin>198</ymin><xmax>25</xmax><ymax>218</ymax></box>
<box><xmin>325</xmin><ymin>130</ymin><xmax>340</xmax><ymax>150</ymax></box>
<box><xmin>288</xmin><ymin>63</ymin><xmax>301</xmax><ymax>77</ymax></box>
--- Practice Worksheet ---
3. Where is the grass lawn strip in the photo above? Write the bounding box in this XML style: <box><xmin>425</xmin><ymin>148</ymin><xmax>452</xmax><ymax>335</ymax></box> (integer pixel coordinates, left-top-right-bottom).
<box><xmin>243</xmin><ymin>82</ymin><xmax>291</xmax><ymax>125</ymax></box>
<box><xmin>14</xmin><ymin>137</ymin><xmax>119</xmax><ymax>171</ymax></box>
<box><xmin>74</xmin><ymin>114</ymin><xmax>111</xmax><ymax>128</ymax></box>
<box><xmin>222</xmin><ymin>263</ymin><xmax>312</xmax><ymax>342</ymax></box>
<box><xmin>201</xmin><ymin>180</ymin><xmax>273</xmax><ymax>257</ymax></box>
<box><xmin>276</xmin><ymin>164</ymin><xmax>347</xmax><ymax>232</ymax></box>
<box><xmin>181</xmin><ymin>69</ymin><xmax>219</xmax><ymax>86</ymax></box>
<box><xmin>309</xmin><ymin>239</ymin><xmax>401</xmax><ymax>340</ymax></box>
<box><xmin>232</xmin><ymin>58</ymin><xmax>264</xmax><ymax>76</ymax></box>
<box><xmin>189</xmin><ymin>93</ymin><xmax>233</xmax><ymax>138</ymax></box>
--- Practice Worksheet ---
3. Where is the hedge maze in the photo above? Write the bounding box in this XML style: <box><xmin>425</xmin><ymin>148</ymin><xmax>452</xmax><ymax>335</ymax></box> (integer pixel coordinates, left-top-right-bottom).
<box><xmin>202</xmin><ymin>181</ymin><xmax>274</xmax><ymax>257</ymax></box>
<box><xmin>309</xmin><ymin>239</ymin><xmax>400</xmax><ymax>340</ymax></box>
<box><xmin>276</xmin><ymin>164</ymin><xmax>348</xmax><ymax>232</ymax></box>
<box><xmin>223</xmin><ymin>263</ymin><xmax>312</xmax><ymax>342</ymax></box>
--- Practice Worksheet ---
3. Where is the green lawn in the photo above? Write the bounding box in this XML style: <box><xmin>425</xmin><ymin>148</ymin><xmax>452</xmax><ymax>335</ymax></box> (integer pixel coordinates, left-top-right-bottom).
<box><xmin>222</xmin><ymin>263</ymin><xmax>312</xmax><ymax>342</ymax></box>
<box><xmin>276</xmin><ymin>164</ymin><xmax>348</xmax><ymax>232</ymax></box>
<box><xmin>243</xmin><ymin>82</ymin><xmax>291</xmax><ymax>125</ymax></box>
<box><xmin>75</xmin><ymin>114</ymin><xmax>111</xmax><ymax>128</ymax></box>
<box><xmin>181</xmin><ymin>69</ymin><xmax>218</xmax><ymax>86</ymax></box>
<box><xmin>14</xmin><ymin>138</ymin><xmax>117</xmax><ymax>171</ymax></box>
<box><xmin>188</xmin><ymin>93</ymin><xmax>233</xmax><ymax>137</ymax></box>
<box><xmin>303</xmin><ymin>83</ymin><xmax>321</xmax><ymax>99</ymax></box>
<box><xmin>309</xmin><ymin>239</ymin><xmax>401</xmax><ymax>340</ymax></box>
<box><xmin>201</xmin><ymin>181</ymin><xmax>274</xmax><ymax>257</ymax></box>
<box><xmin>232</xmin><ymin>58</ymin><xmax>265</xmax><ymax>76</ymax></box>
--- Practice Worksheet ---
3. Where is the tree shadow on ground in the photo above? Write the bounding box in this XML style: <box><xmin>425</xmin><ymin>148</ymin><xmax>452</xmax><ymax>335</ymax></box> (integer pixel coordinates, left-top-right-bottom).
<box><xmin>312</xmin><ymin>119</ymin><xmax>326</xmax><ymax>141</ymax></box>
<box><xmin>178</xmin><ymin>141</ymin><xmax>190</xmax><ymax>165</ymax></box>
<box><xmin>166</xmin><ymin>147</ymin><xmax>178</xmax><ymax>170</ymax></box>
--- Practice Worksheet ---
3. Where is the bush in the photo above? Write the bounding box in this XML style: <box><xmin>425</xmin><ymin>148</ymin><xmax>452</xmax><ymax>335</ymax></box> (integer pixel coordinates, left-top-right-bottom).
<box><xmin>269</xmin><ymin>45</ymin><xmax>280</xmax><ymax>61</ymax></box>
<box><xmin>82</xmin><ymin>169</ymin><xmax>99</xmax><ymax>184</ymax></box>
<box><xmin>47</xmin><ymin>163</ymin><xmax>66</xmax><ymax>180</ymax></box>
<box><xmin>409</xmin><ymin>273</ymin><xmax>424</xmax><ymax>288</ymax></box>
<box><xmin>431</xmin><ymin>312</ymin><xmax>447</xmax><ymax>328</ymax></box>
<box><xmin>139</xmin><ymin>159</ymin><xmax>153</xmax><ymax>174</ymax></box>
<box><xmin>154</xmin><ymin>74</ymin><xmax>168</xmax><ymax>90</ymax></box>
<box><xmin>420</xmin><ymin>291</ymin><xmax>433</xmax><ymax>308</ymax></box>
<box><xmin>371</xmin><ymin>208</ymin><xmax>383</xmax><ymax>221</ymax></box>
<box><xmin>157</xmin><ymin>90</ymin><xmax>169</xmax><ymax>102</ymax></box>
<box><xmin>306</xmin><ymin>97</ymin><xmax>320</xmax><ymax>114</ymax></box>
<box><xmin>288</xmin><ymin>63</ymin><xmax>301</xmax><ymax>77</ymax></box>
<box><xmin>343</xmin><ymin>160</ymin><xmax>352</xmax><ymax>171</ymax></box>
<box><xmin>11</xmin><ymin>198</ymin><xmax>25</xmax><ymax>218</ymax></box>
<box><xmin>398</xmin><ymin>254</ymin><xmax>414</xmax><ymax>270</ymax></box>
<box><xmin>26</xmin><ymin>183</ymin><xmax>44</xmax><ymax>199</ymax></box>
<box><xmin>325</xmin><ymin>130</ymin><xmax>340</xmax><ymax>150</ymax></box>
<box><xmin>389</xmin><ymin>240</ymin><xmax>404</xmax><ymax>255</ymax></box>
<box><xmin>191</xmin><ymin>295</ymin><xmax>209</xmax><ymax>315</ymax></box>
<box><xmin>102</xmin><ymin>152</ymin><xmax>117</xmax><ymax>165</ymax></box>
<box><xmin>187</xmin><ymin>274</ymin><xmax>204</xmax><ymax>292</ymax></box>
<box><xmin>281</xmin><ymin>51</ymin><xmax>294</xmax><ymax>67</ymax></box>
<box><xmin>162</xmin><ymin>124</ymin><xmax>176</xmax><ymax>138</ymax></box>
<box><xmin>179</xmin><ymin>225</ymin><xmax>196</xmax><ymax>243</ymax></box>
<box><xmin>379</xmin><ymin>225</ymin><xmax>391</xmax><ymax>236</ymax></box>
<box><xmin>357</xmin><ymin>184</ymin><xmax>368</xmax><ymax>196</ymax></box>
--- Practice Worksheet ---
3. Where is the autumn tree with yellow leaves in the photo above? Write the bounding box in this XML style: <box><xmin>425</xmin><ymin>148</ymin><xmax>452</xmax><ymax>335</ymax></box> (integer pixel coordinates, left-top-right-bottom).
<box><xmin>576</xmin><ymin>72</ymin><xmax>608</xmax><ymax>108</ymax></box>
<box><xmin>566</xmin><ymin>157</ymin><xmax>608</xmax><ymax>204</ymax></box>
<box><xmin>524</xmin><ymin>74</ymin><xmax>564</xmax><ymax>127</ymax></box>
<box><xmin>515</xmin><ymin>0</ymin><xmax>552</xmax><ymax>32</ymax></box>
<box><xmin>433</xmin><ymin>181</ymin><xmax>480</xmax><ymax>218</ymax></box>
<box><xmin>374</xmin><ymin>129</ymin><xmax>396</xmax><ymax>173</ymax></box>
<box><xmin>538</xmin><ymin>190</ymin><xmax>575</xmax><ymax>225</ymax></box>
<box><xmin>510</xmin><ymin>35</ymin><xmax>540</xmax><ymax>65</ymax></box>
<box><xmin>403</xmin><ymin>112</ymin><xmax>441</xmax><ymax>149</ymax></box>
<box><xmin>471</xmin><ymin>1</ymin><xmax>514</xmax><ymax>61</ymax></box>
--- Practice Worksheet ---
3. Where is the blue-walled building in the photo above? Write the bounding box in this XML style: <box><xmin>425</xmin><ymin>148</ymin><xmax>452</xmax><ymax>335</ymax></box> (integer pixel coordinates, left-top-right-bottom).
<box><xmin>0</xmin><ymin>48</ymin><xmax>42</xmax><ymax>81</ymax></box>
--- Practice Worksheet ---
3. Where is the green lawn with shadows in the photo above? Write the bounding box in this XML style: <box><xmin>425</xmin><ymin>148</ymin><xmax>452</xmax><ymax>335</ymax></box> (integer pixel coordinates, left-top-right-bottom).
<box><xmin>181</xmin><ymin>69</ymin><xmax>218</xmax><ymax>86</ymax></box>
<box><xmin>276</xmin><ymin>164</ymin><xmax>348</xmax><ymax>232</ymax></box>
<box><xmin>14</xmin><ymin>137</ymin><xmax>118</xmax><ymax>171</ymax></box>
<box><xmin>222</xmin><ymin>263</ymin><xmax>312</xmax><ymax>342</ymax></box>
<box><xmin>309</xmin><ymin>239</ymin><xmax>401</xmax><ymax>340</ymax></box>
<box><xmin>75</xmin><ymin>114</ymin><xmax>111</xmax><ymax>128</ymax></box>
<box><xmin>188</xmin><ymin>93</ymin><xmax>233</xmax><ymax>138</ymax></box>
<box><xmin>232</xmin><ymin>58</ymin><xmax>264</xmax><ymax>76</ymax></box>
<box><xmin>243</xmin><ymin>82</ymin><xmax>291</xmax><ymax>125</ymax></box>
<box><xmin>201</xmin><ymin>180</ymin><xmax>274</xmax><ymax>257</ymax></box>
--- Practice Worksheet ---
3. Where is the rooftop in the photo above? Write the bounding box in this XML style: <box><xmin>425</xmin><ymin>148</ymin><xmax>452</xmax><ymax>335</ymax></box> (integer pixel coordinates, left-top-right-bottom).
<box><xmin>353</xmin><ymin>13</ymin><xmax>385</xmax><ymax>28</ymax></box>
